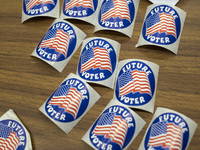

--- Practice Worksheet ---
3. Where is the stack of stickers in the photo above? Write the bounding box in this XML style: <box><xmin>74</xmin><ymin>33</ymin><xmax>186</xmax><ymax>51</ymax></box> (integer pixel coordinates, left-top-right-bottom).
<box><xmin>0</xmin><ymin>0</ymin><xmax>195</xmax><ymax>150</ymax></box>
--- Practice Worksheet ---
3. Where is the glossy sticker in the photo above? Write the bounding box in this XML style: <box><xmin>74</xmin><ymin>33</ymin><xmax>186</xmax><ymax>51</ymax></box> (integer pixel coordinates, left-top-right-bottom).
<box><xmin>22</xmin><ymin>0</ymin><xmax>59</xmax><ymax>23</ymax></box>
<box><xmin>31</xmin><ymin>19</ymin><xmax>86</xmax><ymax>72</ymax></box>
<box><xmin>36</xmin><ymin>21</ymin><xmax>77</xmax><ymax>62</ymax></box>
<box><xmin>60</xmin><ymin>0</ymin><xmax>99</xmax><ymax>25</ymax></box>
<box><xmin>113</xmin><ymin>59</ymin><xmax>159</xmax><ymax>113</ymax></box>
<box><xmin>0</xmin><ymin>109</ymin><xmax>32</xmax><ymax>150</ymax></box>
<box><xmin>0</xmin><ymin>120</ymin><xmax>27</xmax><ymax>150</ymax></box>
<box><xmin>142</xmin><ymin>5</ymin><xmax>181</xmax><ymax>45</ymax></box>
<box><xmin>39</xmin><ymin>73</ymin><xmax>100</xmax><ymax>134</ymax></box>
<box><xmin>77</xmin><ymin>37</ymin><xmax>120</xmax><ymax>88</ymax></box>
<box><xmin>136</xmin><ymin>4</ymin><xmax>186</xmax><ymax>54</ymax></box>
<box><xmin>45</xmin><ymin>78</ymin><xmax>90</xmax><ymax>122</ymax></box>
<box><xmin>82</xmin><ymin>99</ymin><xmax>146</xmax><ymax>150</ymax></box>
<box><xmin>98</xmin><ymin>0</ymin><xmax>135</xmax><ymax>29</ymax></box>
<box><xmin>139</xmin><ymin>107</ymin><xmax>198</xmax><ymax>150</ymax></box>
<box><xmin>94</xmin><ymin>0</ymin><xmax>140</xmax><ymax>38</ymax></box>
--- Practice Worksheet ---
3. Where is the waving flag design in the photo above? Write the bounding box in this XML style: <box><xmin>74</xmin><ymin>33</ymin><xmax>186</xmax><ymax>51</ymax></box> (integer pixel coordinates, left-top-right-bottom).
<box><xmin>101</xmin><ymin>0</ymin><xmax>130</xmax><ymax>22</ymax></box>
<box><xmin>146</xmin><ymin>13</ymin><xmax>177</xmax><ymax>38</ymax></box>
<box><xmin>48</xmin><ymin>85</ymin><xmax>82</xmax><ymax>118</ymax></box>
<box><xmin>39</xmin><ymin>29</ymin><xmax>70</xmax><ymax>58</ymax></box>
<box><xmin>92</xmin><ymin>113</ymin><xmax>128</xmax><ymax>148</ymax></box>
<box><xmin>26</xmin><ymin>0</ymin><xmax>55</xmax><ymax>11</ymax></box>
<box><xmin>65</xmin><ymin>0</ymin><xmax>94</xmax><ymax>11</ymax></box>
<box><xmin>148</xmin><ymin>121</ymin><xmax>183</xmax><ymax>150</ymax></box>
<box><xmin>118</xmin><ymin>70</ymin><xmax>151</xmax><ymax>96</ymax></box>
<box><xmin>0</xmin><ymin>123</ymin><xmax>20</xmax><ymax>150</ymax></box>
<box><xmin>81</xmin><ymin>47</ymin><xmax>112</xmax><ymax>72</ymax></box>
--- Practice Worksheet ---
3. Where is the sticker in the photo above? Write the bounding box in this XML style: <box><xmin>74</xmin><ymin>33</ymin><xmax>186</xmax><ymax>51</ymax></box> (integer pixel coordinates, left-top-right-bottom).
<box><xmin>31</xmin><ymin>19</ymin><xmax>86</xmax><ymax>72</ymax></box>
<box><xmin>39</xmin><ymin>73</ymin><xmax>100</xmax><ymax>133</ymax></box>
<box><xmin>113</xmin><ymin>59</ymin><xmax>159</xmax><ymax>113</ymax></box>
<box><xmin>82</xmin><ymin>99</ymin><xmax>146</xmax><ymax>150</ymax></box>
<box><xmin>22</xmin><ymin>0</ymin><xmax>59</xmax><ymax>23</ymax></box>
<box><xmin>94</xmin><ymin>0</ymin><xmax>140</xmax><ymax>38</ymax></box>
<box><xmin>148</xmin><ymin>0</ymin><xmax>179</xmax><ymax>6</ymax></box>
<box><xmin>139</xmin><ymin>107</ymin><xmax>198</xmax><ymax>150</ymax></box>
<box><xmin>60</xmin><ymin>0</ymin><xmax>99</xmax><ymax>25</ymax></box>
<box><xmin>0</xmin><ymin>109</ymin><xmax>32</xmax><ymax>150</ymax></box>
<box><xmin>77</xmin><ymin>37</ymin><xmax>120</xmax><ymax>89</ymax></box>
<box><xmin>136</xmin><ymin>4</ymin><xmax>186</xmax><ymax>54</ymax></box>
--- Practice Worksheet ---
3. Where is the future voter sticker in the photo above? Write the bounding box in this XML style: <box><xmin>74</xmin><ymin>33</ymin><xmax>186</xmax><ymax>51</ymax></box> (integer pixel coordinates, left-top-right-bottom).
<box><xmin>89</xmin><ymin>105</ymin><xmax>135</xmax><ymax>149</ymax></box>
<box><xmin>144</xmin><ymin>112</ymin><xmax>189</xmax><ymax>150</ymax></box>
<box><xmin>0</xmin><ymin>119</ymin><xmax>27</xmax><ymax>150</ymax></box>
<box><xmin>36</xmin><ymin>21</ymin><xmax>77</xmax><ymax>62</ymax></box>
<box><xmin>45</xmin><ymin>78</ymin><xmax>90</xmax><ymax>123</ymax></box>
<box><xmin>23</xmin><ymin>0</ymin><xmax>57</xmax><ymax>15</ymax></box>
<box><xmin>98</xmin><ymin>0</ymin><xmax>135</xmax><ymax>29</ymax></box>
<box><xmin>142</xmin><ymin>5</ymin><xmax>181</xmax><ymax>45</ymax></box>
<box><xmin>63</xmin><ymin>0</ymin><xmax>98</xmax><ymax>17</ymax></box>
<box><xmin>78</xmin><ymin>38</ymin><xmax>117</xmax><ymax>81</ymax></box>
<box><xmin>115</xmin><ymin>60</ymin><xmax>155</xmax><ymax>106</ymax></box>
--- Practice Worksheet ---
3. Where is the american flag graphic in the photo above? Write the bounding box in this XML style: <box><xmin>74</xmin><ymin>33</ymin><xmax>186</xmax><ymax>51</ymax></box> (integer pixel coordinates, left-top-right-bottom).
<box><xmin>26</xmin><ymin>0</ymin><xmax>55</xmax><ymax>11</ymax></box>
<box><xmin>118</xmin><ymin>69</ymin><xmax>151</xmax><ymax>97</ymax></box>
<box><xmin>48</xmin><ymin>85</ymin><xmax>82</xmax><ymax>118</ymax></box>
<box><xmin>39</xmin><ymin>29</ymin><xmax>70</xmax><ymax>58</ymax></box>
<box><xmin>146</xmin><ymin>13</ymin><xmax>177</xmax><ymax>38</ymax></box>
<box><xmin>101</xmin><ymin>0</ymin><xmax>130</xmax><ymax>22</ymax></box>
<box><xmin>81</xmin><ymin>47</ymin><xmax>112</xmax><ymax>72</ymax></box>
<box><xmin>65</xmin><ymin>0</ymin><xmax>94</xmax><ymax>11</ymax></box>
<box><xmin>0</xmin><ymin>123</ymin><xmax>20</xmax><ymax>150</ymax></box>
<box><xmin>147</xmin><ymin>121</ymin><xmax>183</xmax><ymax>150</ymax></box>
<box><xmin>92</xmin><ymin>113</ymin><xmax>128</xmax><ymax>148</ymax></box>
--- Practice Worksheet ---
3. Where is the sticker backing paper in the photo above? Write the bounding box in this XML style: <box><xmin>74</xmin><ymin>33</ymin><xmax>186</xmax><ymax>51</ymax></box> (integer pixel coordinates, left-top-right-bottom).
<box><xmin>138</xmin><ymin>107</ymin><xmax>198</xmax><ymax>150</ymax></box>
<box><xmin>76</xmin><ymin>37</ymin><xmax>121</xmax><ymax>89</ymax></box>
<box><xmin>82</xmin><ymin>99</ymin><xmax>146</xmax><ymax>150</ymax></box>
<box><xmin>39</xmin><ymin>73</ymin><xmax>100</xmax><ymax>134</ymax></box>
<box><xmin>31</xmin><ymin>19</ymin><xmax>86</xmax><ymax>72</ymax></box>
<box><xmin>0</xmin><ymin>109</ymin><xmax>32</xmax><ymax>150</ymax></box>
<box><xmin>22</xmin><ymin>0</ymin><xmax>59</xmax><ymax>23</ymax></box>
<box><xmin>113</xmin><ymin>59</ymin><xmax>159</xmax><ymax>113</ymax></box>
<box><xmin>136</xmin><ymin>4</ymin><xmax>186</xmax><ymax>54</ymax></box>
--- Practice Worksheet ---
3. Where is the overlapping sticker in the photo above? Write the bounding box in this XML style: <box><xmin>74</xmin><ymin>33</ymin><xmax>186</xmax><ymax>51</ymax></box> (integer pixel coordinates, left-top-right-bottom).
<box><xmin>22</xmin><ymin>0</ymin><xmax>59</xmax><ymax>23</ymax></box>
<box><xmin>136</xmin><ymin>4</ymin><xmax>186</xmax><ymax>54</ymax></box>
<box><xmin>94</xmin><ymin>0</ymin><xmax>140</xmax><ymax>38</ymax></box>
<box><xmin>31</xmin><ymin>19</ymin><xmax>86</xmax><ymax>72</ymax></box>
<box><xmin>76</xmin><ymin>37</ymin><xmax>121</xmax><ymax>89</ymax></box>
<box><xmin>60</xmin><ymin>0</ymin><xmax>99</xmax><ymax>25</ymax></box>
<box><xmin>148</xmin><ymin>0</ymin><xmax>179</xmax><ymax>6</ymax></box>
<box><xmin>39</xmin><ymin>73</ymin><xmax>100</xmax><ymax>134</ymax></box>
<box><xmin>113</xmin><ymin>59</ymin><xmax>159</xmax><ymax>113</ymax></box>
<box><xmin>82</xmin><ymin>99</ymin><xmax>146</xmax><ymax>150</ymax></box>
<box><xmin>0</xmin><ymin>109</ymin><xmax>32</xmax><ymax>150</ymax></box>
<box><xmin>139</xmin><ymin>107</ymin><xmax>198</xmax><ymax>150</ymax></box>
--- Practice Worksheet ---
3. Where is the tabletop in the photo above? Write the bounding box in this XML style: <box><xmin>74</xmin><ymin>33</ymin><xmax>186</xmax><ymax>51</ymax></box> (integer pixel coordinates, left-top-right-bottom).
<box><xmin>0</xmin><ymin>0</ymin><xmax>199</xmax><ymax>149</ymax></box>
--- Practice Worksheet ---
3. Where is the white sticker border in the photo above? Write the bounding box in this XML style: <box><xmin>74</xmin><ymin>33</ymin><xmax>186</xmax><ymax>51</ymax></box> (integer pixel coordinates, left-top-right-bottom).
<box><xmin>39</xmin><ymin>73</ymin><xmax>100</xmax><ymax>134</ymax></box>
<box><xmin>94</xmin><ymin>0</ymin><xmax>140</xmax><ymax>38</ymax></box>
<box><xmin>21</xmin><ymin>0</ymin><xmax>60</xmax><ymax>23</ymax></box>
<box><xmin>60</xmin><ymin>0</ymin><xmax>101</xmax><ymax>25</ymax></box>
<box><xmin>138</xmin><ymin>107</ymin><xmax>198</xmax><ymax>150</ymax></box>
<box><xmin>76</xmin><ymin>37</ymin><xmax>121</xmax><ymax>89</ymax></box>
<box><xmin>113</xmin><ymin>59</ymin><xmax>159</xmax><ymax>113</ymax></box>
<box><xmin>136</xmin><ymin>4</ymin><xmax>187</xmax><ymax>55</ymax></box>
<box><xmin>31</xmin><ymin>19</ymin><xmax>86</xmax><ymax>73</ymax></box>
<box><xmin>0</xmin><ymin>109</ymin><xmax>32</xmax><ymax>150</ymax></box>
<box><xmin>82</xmin><ymin>99</ymin><xmax>146</xmax><ymax>150</ymax></box>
